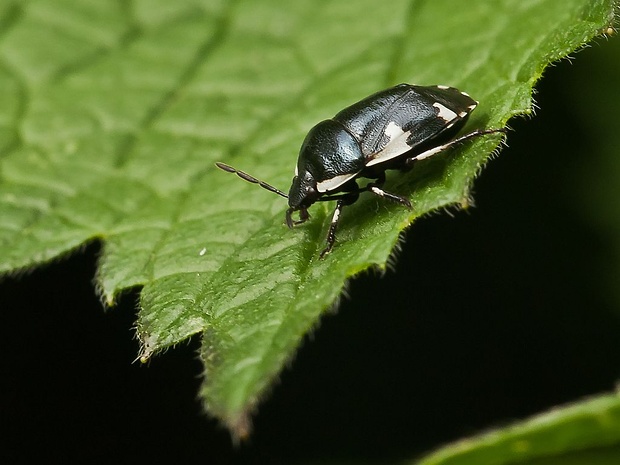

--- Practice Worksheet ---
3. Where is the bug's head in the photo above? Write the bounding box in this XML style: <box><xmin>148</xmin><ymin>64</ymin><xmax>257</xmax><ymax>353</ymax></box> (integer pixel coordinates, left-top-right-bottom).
<box><xmin>286</xmin><ymin>168</ymin><xmax>318</xmax><ymax>228</ymax></box>
<box><xmin>286</xmin><ymin>119</ymin><xmax>363</xmax><ymax>228</ymax></box>
<box><xmin>288</xmin><ymin>168</ymin><xmax>319</xmax><ymax>207</ymax></box>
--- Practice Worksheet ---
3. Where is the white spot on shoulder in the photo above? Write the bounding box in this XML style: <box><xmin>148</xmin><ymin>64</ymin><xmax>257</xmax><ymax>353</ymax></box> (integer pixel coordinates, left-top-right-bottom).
<box><xmin>436</xmin><ymin>84</ymin><xmax>450</xmax><ymax>90</ymax></box>
<box><xmin>366</xmin><ymin>121</ymin><xmax>413</xmax><ymax>167</ymax></box>
<box><xmin>433</xmin><ymin>102</ymin><xmax>458</xmax><ymax>122</ymax></box>
<box><xmin>460</xmin><ymin>91</ymin><xmax>471</xmax><ymax>97</ymax></box>
<box><xmin>317</xmin><ymin>173</ymin><xmax>357</xmax><ymax>193</ymax></box>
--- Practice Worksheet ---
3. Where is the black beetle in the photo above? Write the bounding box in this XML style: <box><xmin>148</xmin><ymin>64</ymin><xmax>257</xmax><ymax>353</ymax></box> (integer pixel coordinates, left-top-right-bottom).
<box><xmin>216</xmin><ymin>83</ymin><xmax>505</xmax><ymax>258</ymax></box>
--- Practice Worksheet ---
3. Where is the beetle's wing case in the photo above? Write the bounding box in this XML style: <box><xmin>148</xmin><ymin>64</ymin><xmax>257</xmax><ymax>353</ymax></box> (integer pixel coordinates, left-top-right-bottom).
<box><xmin>406</xmin><ymin>85</ymin><xmax>478</xmax><ymax>142</ymax></box>
<box><xmin>334</xmin><ymin>84</ymin><xmax>478</xmax><ymax>168</ymax></box>
<box><xmin>332</xmin><ymin>84</ymin><xmax>413</xmax><ymax>157</ymax></box>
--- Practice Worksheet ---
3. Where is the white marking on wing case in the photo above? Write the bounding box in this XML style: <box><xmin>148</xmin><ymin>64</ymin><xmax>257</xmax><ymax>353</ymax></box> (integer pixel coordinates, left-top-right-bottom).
<box><xmin>433</xmin><ymin>102</ymin><xmax>458</xmax><ymax>122</ymax></box>
<box><xmin>366</xmin><ymin>121</ymin><xmax>413</xmax><ymax>167</ymax></box>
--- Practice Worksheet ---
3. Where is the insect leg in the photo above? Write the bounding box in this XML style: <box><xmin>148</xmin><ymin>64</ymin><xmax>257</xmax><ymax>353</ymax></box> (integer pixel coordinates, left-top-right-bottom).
<box><xmin>317</xmin><ymin>175</ymin><xmax>412</xmax><ymax>209</ymax></box>
<box><xmin>363</xmin><ymin>173</ymin><xmax>412</xmax><ymax>209</ymax></box>
<box><xmin>367</xmin><ymin>185</ymin><xmax>412</xmax><ymax>209</ymax></box>
<box><xmin>404</xmin><ymin>127</ymin><xmax>506</xmax><ymax>167</ymax></box>
<box><xmin>286</xmin><ymin>207</ymin><xmax>310</xmax><ymax>228</ymax></box>
<box><xmin>320</xmin><ymin>199</ymin><xmax>345</xmax><ymax>259</ymax></box>
<box><xmin>319</xmin><ymin>192</ymin><xmax>360</xmax><ymax>259</ymax></box>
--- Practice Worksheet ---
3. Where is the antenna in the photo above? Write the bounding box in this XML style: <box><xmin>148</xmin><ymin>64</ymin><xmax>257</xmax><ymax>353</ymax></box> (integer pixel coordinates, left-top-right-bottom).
<box><xmin>215</xmin><ymin>162</ymin><xmax>289</xmax><ymax>199</ymax></box>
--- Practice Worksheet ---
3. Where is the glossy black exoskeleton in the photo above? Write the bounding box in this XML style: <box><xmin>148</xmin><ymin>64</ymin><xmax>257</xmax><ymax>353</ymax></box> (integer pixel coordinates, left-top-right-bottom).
<box><xmin>216</xmin><ymin>84</ymin><xmax>505</xmax><ymax>258</ymax></box>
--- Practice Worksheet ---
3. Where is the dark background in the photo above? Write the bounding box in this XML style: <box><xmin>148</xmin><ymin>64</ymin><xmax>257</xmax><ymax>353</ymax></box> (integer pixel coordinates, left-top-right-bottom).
<box><xmin>2</xmin><ymin>37</ymin><xmax>619</xmax><ymax>465</ymax></box>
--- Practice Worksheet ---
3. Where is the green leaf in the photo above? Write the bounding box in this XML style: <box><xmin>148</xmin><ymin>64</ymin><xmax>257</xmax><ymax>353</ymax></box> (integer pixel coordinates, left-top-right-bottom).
<box><xmin>0</xmin><ymin>0</ymin><xmax>615</xmax><ymax>437</ymax></box>
<box><xmin>413</xmin><ymin>393</ymin><xmax>620</xmax><ymax>465</ymax></box>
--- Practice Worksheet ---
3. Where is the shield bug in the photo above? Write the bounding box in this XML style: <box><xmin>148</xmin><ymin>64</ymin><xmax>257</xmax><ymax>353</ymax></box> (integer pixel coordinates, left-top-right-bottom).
<box><xmin>216</xmin><ymin>83</ymin><xmax>505</xmax><ymax>258</ymax></box>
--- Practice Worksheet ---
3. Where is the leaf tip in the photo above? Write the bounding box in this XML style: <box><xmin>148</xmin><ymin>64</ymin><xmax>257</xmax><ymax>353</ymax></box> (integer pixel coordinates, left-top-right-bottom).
<box><xmin>226</xmin><ymin>412</ymin><xmax>253</xmax><ymax>445</ymax></box>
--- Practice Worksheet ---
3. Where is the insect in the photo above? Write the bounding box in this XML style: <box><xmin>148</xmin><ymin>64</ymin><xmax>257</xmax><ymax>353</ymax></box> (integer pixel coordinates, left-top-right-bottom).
<box><xmin>216</xmin><ymin>83</ymin><xmax>505</xmax><ymax>259</ymax></box>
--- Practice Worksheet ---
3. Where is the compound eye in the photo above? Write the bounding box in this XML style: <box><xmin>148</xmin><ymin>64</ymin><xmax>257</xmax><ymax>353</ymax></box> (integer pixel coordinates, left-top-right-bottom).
<box><xmin>301</xmin><ymin>185</ymin><xmax>318</xmax><ymax>207</ymax></box>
